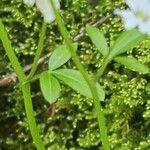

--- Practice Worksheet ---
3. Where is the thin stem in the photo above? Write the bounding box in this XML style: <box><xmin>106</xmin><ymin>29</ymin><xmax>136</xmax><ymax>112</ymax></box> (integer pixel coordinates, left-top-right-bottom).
<box><xmin>22</xmin><ymin>83</ymin><xmax>45</xmax><ymax>150</ymax></box>
<box><xmin>0</xmin><ymin>20</ymin><xmax>25</xmax><ymax>82</ymax></box>
<box><xmin>95</xmin><ymin>56</ymin><xmax>111</xmax><ymax>80</ymax></box>
<box><xmin>28</xmin><ymin>22</ymin><xmax>47</xmax><ymax>79</ymax></box>
<box><xmin>50</xmin><ymin>1</ymin><xmax>110</xmax><ymax>149</ymax></box>
<box><xmin>0</xmin><ymin>20</ymin><xmax>45</xmax><ymax>150</ymax></box>
<box><xmin>25</xmin><ymin>73</ymin><xmax>42</xmax><ymax>84</ymax></box>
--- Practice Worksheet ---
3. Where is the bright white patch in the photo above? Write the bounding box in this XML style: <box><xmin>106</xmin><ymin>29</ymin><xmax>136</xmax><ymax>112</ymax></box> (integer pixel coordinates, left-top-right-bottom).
<box><xmin>115</xmin><ymin>9</ymin><xmax>137</xmax><ymax>29</ymax></box>
<box><xmin>139</xmin><ymin>20</ymin><xmax>150</xmax><ymax>35</ymax></box>
<box><xmin>115</xmin><ymin>0</ymin><xmax>150</xmax><ymax>35</ymax></box>
<box><xmin>23</xmin><ymin>0</ymin><xmax>60</xmax><ymax>23</ymax></box>
<box><xmin>36</xmin><ymin>0</ymin><xmax>60</xmax><ymax>23</ymax></box>
<box><xmin>23</xmin><ymin>0</ymin><xmax>35</xmax><ymax>6</ymax></box>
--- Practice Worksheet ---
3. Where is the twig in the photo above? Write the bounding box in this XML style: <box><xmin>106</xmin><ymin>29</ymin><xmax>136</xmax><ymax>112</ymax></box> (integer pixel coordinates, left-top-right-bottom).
<box><xmin>0</xmin><ymin>53</ymin><xmax>51</xmax><ymax>87</ymax></box>
<box><xmin>0</xmin><ymin>14</ymin><xmax>112</xmax><ymax>87</ymax></box>
<box><xmin>73</xmin><ymin>14</ymin><xmax>112</xmax><ymax>41</ymax></box>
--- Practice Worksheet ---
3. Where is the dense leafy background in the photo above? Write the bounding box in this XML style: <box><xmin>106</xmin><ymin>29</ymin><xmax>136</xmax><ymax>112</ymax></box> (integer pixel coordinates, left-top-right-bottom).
<box><xmin>1</xmin><ymin>0</ymin><xmax>150</xmax><ymax>149</ymax></box>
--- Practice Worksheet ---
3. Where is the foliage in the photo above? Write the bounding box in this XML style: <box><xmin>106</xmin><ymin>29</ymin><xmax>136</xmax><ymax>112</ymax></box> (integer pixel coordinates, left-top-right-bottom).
<box><xmin>0</xmin><ymin>0</ymin><xmax>150</xmax><ymax>149</ymax></box>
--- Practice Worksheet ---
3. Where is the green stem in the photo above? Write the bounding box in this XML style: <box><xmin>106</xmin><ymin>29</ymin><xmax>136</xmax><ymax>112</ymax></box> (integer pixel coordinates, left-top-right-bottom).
<box><xmin>0</xmin><ymin>20</ymin><xmax>25</xmax><ymax>82</ymax></box>
<box><xmin>95</xmin><ymin>56</ymin><xmax>111</xmax><ymax>80</ymax></box>
<box><xmin>50</xmin><ymin>1</ymin><xmax>110</xmax><ymax>149</ymax></box>
<box><xmin>22</xmin><ymin>83</ymin><xmax>45</xmax><ymax>150</ymax></box>
<box><xmin>25</xmin><ymin>73</ymin><xmax>42</xmax><ymax>84</ymax></box>
<box><xmin>27</xmin><ymin>22</ymin><xmax>47</xmax><ymax>79</ymax></box>
<box><xmin>0</xmin><ymin>20</ymin><xmax>45</xmax><ymax>150</ymax></box>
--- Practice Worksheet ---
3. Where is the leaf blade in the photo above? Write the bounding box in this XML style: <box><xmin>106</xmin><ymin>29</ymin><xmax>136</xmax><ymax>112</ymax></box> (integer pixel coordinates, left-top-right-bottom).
<box><xmin>110</xmin><ymin>28</ymin><xmax>146</xmax><ymax>58</ymax></box>
<box><xmin>52</xmin><ymin>69</ymin><xmax>105</xmax><ymax>101</ymax></box>
<box><xmin>114</xmin><ymin>56</ymin><xmax>150</xmax><ymax>74</ymax></box>
<box><xmin>86</xmin><ymin>25</ymin><xmax>109</xmax><ymax>56</ymax></box>
<box><xmin>49</xmin><ymin>44</ymin><xmax>77</xmax><ymax>70</ymax></box>
<box><xmin>39</xmin><ymin>71</ymin><xmax>61</xmax><ymax>103</ymax></box>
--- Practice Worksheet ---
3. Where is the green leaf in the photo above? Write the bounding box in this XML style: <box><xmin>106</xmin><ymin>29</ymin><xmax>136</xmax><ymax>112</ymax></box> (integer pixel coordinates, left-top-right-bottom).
<box><xmin>49</xmin><ymin>43</ymin><xmax>77</xmax><ymax>71</ymax></box>
<box><xmin>114</xmin><ymin>56</ymin><xmax>150</xmax><ymax>74</ymax></box>
<box><xmin>52</xmin><ymin>69</ymin><xmax>105</xmax><ymax>101</ymax></box>
<box><xmin>110</xmin><ymin>28</ymin><xmax>146</xmax><ymax>58</ymax></box>
<box><xmin>86</xmin><ymin>25</ymin><xmax>109</xmax><ymax>56</ymax></box>
<box><xmin>95</xmin><ymin>82</ymin><xmax>105</xmax><ymax>102</ymax></box>
<box><xmin>39</xmin><ymin>71</ymin><xmax>61</xmax><ymax>103</ymax></box>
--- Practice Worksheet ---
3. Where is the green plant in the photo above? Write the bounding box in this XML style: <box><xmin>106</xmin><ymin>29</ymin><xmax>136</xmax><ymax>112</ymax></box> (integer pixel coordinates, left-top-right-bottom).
<box><xmin>1</xmin><ymin>0</ymin><xmax>150</xmax><ymax>149</ymax></box>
